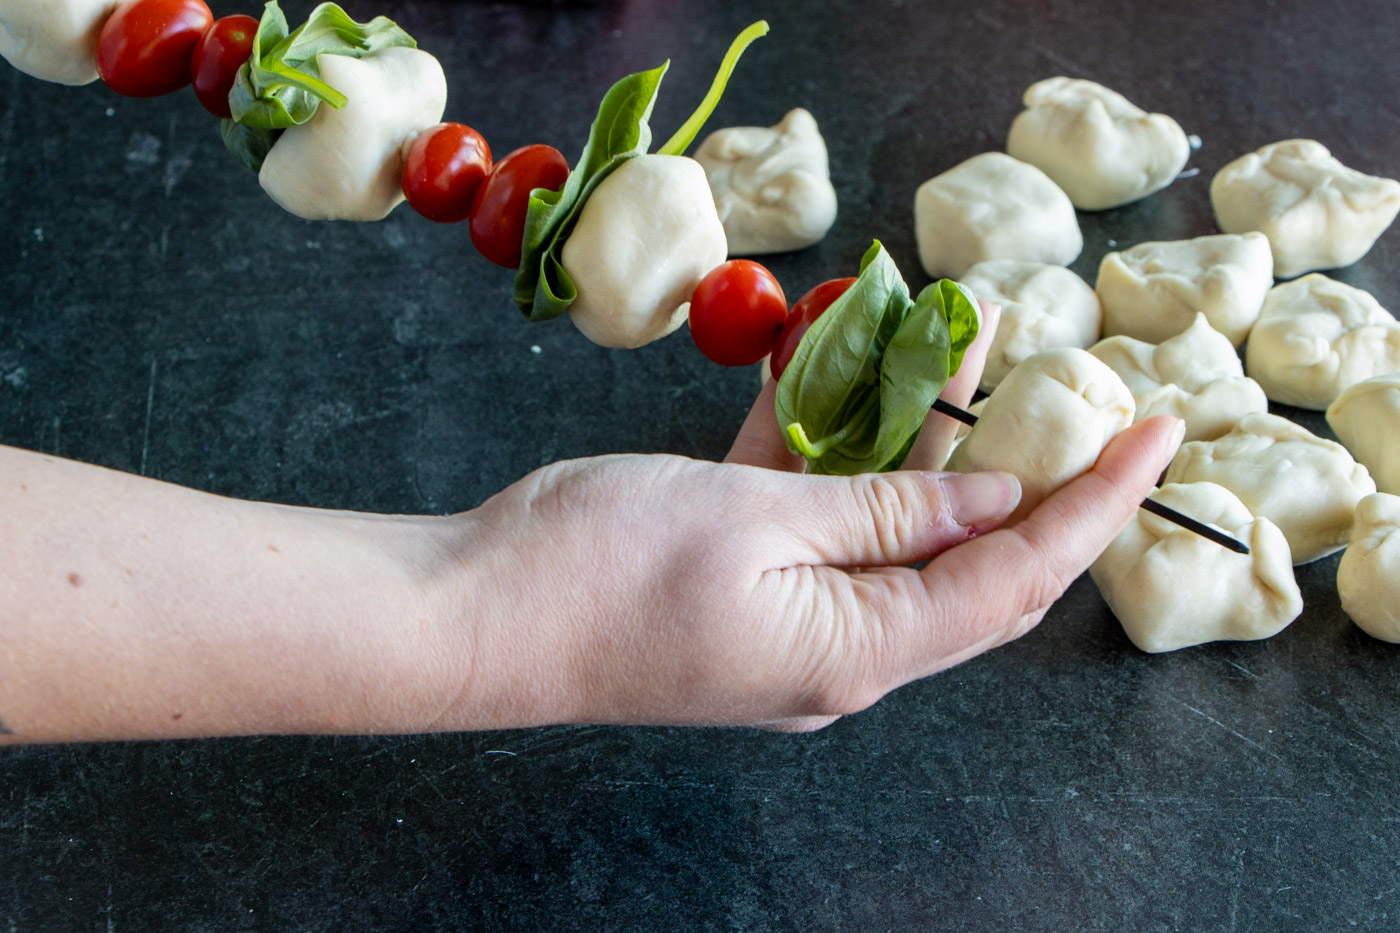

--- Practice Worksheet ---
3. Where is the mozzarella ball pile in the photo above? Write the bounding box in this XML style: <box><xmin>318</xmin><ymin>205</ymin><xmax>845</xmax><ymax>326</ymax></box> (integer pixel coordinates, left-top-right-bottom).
<box><xmin>921</xmin><ymin>74</ymin><xmax>1400</xmax><ymax>652</ymax></box>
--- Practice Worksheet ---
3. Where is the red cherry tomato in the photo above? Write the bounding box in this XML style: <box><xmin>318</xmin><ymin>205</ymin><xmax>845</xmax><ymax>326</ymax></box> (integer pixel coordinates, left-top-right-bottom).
<box><xmin>469</xmin><ymin>144</ymin><xmax>570</xmax><ymax>268</ymax></box>
<box><xmin>769</xmin><ymin>277</ymin><xmax>857</xmax><ymax>380</ymax></box>
<box><xmin>97</xmin><ymin>0</ymin><xmax>213</xmax><ymax>98</ymax></box>
<box><xmin>688</xmin><ymin>260</ymin><xmax>789</xmax><ymax>367</ymax></box>
<box><xmin>190</xmin><ymin>14</ymin><xmax>258</xmax><ymax>118</ymax></box>
<box><xmin>403</xmin><ymin>124</ymin><xmax>494</xmax><ymax>224</ymax></box>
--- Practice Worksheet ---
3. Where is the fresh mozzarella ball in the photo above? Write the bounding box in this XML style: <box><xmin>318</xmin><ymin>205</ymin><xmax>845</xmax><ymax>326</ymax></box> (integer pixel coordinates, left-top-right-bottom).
<box><xmin>1163</xmin><ymin>412</ymin><xmax>1376</xmax><ymax>564</ymax></box>
<box><xmin>945</xmin><ymin>348</ymin><xmax>1134</xmax><ymax>522</ymax></box>
<box><xmin>564</xmin><ymin>154</ymin><xmax>728</xmax><ymax>349</ymax></box>
<box><xmin>913</xmin><ymin>152</ymin><xmax>1082</xmax><ymax>280</ymax></box>
<box><xmin>1090</xmin><ymin>482</ymin><xmax>1302</xmax><ymax>653</ymax></box>
<box><xmin>1006</xmin><ymin>77</ymin><xmax>1191</xmax><ymax>211</ymax></box>
<box><xmin>1327</xmin><ymin>374</ymin><xmax>1400</xmax><ymax>495</ymax></box>
<box><xmin>259</xmin><ymin>48</ymin><xmax>447</xmax><ymax>222</ymax></box>
<box><xmin>958</xmin><ymin>260</ymin><xmax>1102</xmax><ymax>392</ymax></box>
<box><xmin>1245</xmin><ymin>274</ymin><xmax>1400</xmax><ymax>410</ymax></box>
<box><xmin>0</xmin><ymin>0</ymin><xmax>115</xmax><ymax>85</ymax></box>
<box><xmin>694</xmin><ymin>108</ymin><xmax>837</xmax><ymax>256</ymax></box>
<box><xmin>1089</xmin><ymin>313</ymin><xmax>1268</xmax><ymax>442</ymax></box>
<box><xmin>1096</xmin><ymin>232</ymin><xmax>1274</xmax><ymax>347</ymax></box>
<box><xmin>1211</xmin><ymin>139</ymin><xmax>1400</xmax><ymax>279</ymax></box>
<box><xmin>1337</xmin><ymin>493</ymin><xmax>1400</xmax><ymax>643</ymax></box>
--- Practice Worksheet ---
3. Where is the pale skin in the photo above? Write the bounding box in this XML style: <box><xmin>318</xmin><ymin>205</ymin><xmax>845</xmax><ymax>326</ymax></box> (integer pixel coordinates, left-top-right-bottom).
<box><xmin>0</xmin><ymin>304</ymin><xmax>1185</xmax><ymax>743</ymax></box>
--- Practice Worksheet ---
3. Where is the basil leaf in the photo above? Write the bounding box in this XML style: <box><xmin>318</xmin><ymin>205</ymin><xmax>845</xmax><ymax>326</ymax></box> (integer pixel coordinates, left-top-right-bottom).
<box><xmin>775</xmin><ymin>242</ymin><xmax>910</xmax><ymax>474</ymax></box>
<box><xmin>227</xmin><ymin>1</ymin><xmax>416</xmax><ymax>132</ymax></box>
<box><xmin>219</xmin><ymin>119</ymin><xmax>282</xmax><ymax>172</ymax></box>
<box><xmin>512</xmin><ymin>64</ymin><xmax>668</xmax><ymax>323</ymax></box>
<box><xmin>656</xmin><ymin>20</ymin><xmax>769</xmax><ymax>156</ymax></box>
<box><xmin>869</xmin><ymin>279</ymin><xmax>981</xmax><ymax>470</ymax></box>
<box><xmin>776</xmin><ymin>242</ymin><xmax>981</xmax><ymax>475</ymax></box>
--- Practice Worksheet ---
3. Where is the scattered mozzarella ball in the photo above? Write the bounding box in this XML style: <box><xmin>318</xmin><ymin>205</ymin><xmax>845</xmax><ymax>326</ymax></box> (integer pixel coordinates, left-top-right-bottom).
<box><xmin>0</xmin><ymin>0</ymin><xmax>115</xmax><ymax>85</ymax></box>
<box><xmin>1245</xmin><ymin>274</ymin><xmax>1400</xmax><ymax>411</ymax></box>
<box><xmin>913</xmin><ymin>152</ymin><xmax>1082</xmax><ymax>280</ymax></box>
<box><xmin>958</xmin><ymin>260</ymin><xmax>1102</xmax><ymax>392</ymax></box>
<box><xmin>1089</xmin><ymin>313</ymin><xmax>1268</xmax><ymax>442</ymax></box>
<box><xmin>1337</xmin><ymin>493</ymin><xmax>1400</xmax><ymax>643</ymax></box>
<box><xmin>1006</xmin><ymin>76</ymin><xmax>1190</xmax><ymax>211</ymax></box>
<box><xmin>564</xmin><ymin>154</ymin><xmax>728</xmax><ymax>349</ymax></box>
<box><xmin>1326</xmin><ymin>373</ymin><xmax>1400</xmax><ymax>495</ymax></box>
<box><xmin>1164</xmin><ymin>412</ymin><xmax>1375</xmax><ymax>564</ymax></box>
<box><xmin>1211</xmin><ymin>139</ymin><xmax>1400</xmax><ymax>279</ymax></box>
<box><xmin>945</xmin><ymin>347</ymin><xmax>1134</xmax><ymax>522</ymax></box>
<box><xmin>1097</xmin><ymin>232</ymin><xmax>1274</xmax><ymax>347</ymax></box>
<box><xmin>1090</xmin><ymin>482</ymin><xmax>1301</xmax><ymax>653</ymax></box>
<box><xmin>694</xmin><ymin>108</ymin><xmax>837</xmax><ymax>256</ymax></box>
<box><xmin>259</xmin><ymin>48</ymin><xmax>447</xmax><ymax>222</ymax></box>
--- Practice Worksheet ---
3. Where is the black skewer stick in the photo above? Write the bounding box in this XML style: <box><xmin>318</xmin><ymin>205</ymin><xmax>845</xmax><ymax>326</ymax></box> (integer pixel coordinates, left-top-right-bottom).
<box><xmin>931</xmin><ymin>398</ymin><xmax>1250</xmax><ymax>555</ymax></box>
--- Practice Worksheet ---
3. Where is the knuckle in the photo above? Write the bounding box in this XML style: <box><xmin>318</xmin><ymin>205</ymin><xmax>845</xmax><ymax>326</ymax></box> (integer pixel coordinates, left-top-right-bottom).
<box><xmin>853</xmin><ymin>475</ymin><xmax>924</xmax><ymax>559</ymax></box>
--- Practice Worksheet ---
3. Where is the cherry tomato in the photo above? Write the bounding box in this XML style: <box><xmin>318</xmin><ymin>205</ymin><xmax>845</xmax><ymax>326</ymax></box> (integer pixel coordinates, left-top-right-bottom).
<box><xmin>469</xmin><ymin>144</ymin><xmax>570</xmax><ymax>268</ymax></box>
<box><xmin>688</xmin><ymin>260</ymin><xmax>789</xmax><ymax>367</ymax></box>
<box><xmin>769</xmin><ymin>277</ymin><xmax>857</xmax><ymax>380</ymax></box>
<box><xmin>190</xmin><ymin>14</ymin><xmax>258</xmax><ymax>118</ymax></box>
<box><xmin>402</xmin><ymin>124</ymin><xmax>494</xmax><ymax>224</ymax></box>
<box><xmin>97</xmin><ymin>0</ymin><xmax>213</xmax><ymax>98</ymax></box>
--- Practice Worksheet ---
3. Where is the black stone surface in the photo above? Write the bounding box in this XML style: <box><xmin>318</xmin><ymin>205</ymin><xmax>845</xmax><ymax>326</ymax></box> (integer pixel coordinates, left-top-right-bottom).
<box><xmin>2</xmin><ymin>0</ymin><xmax>1399</xmax><ymax>929</ymax></box>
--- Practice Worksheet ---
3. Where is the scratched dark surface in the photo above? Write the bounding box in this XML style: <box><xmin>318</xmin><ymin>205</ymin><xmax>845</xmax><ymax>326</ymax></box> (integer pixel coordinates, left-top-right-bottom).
<box><xmin>2</xmin><ymin>0</ymin><xmax>1399</xmax><ymax>930</ymax></box>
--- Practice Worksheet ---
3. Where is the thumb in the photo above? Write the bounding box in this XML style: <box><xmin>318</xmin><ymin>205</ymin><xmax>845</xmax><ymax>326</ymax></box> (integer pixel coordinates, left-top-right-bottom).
<box><xmin>769</xmin><ymin>469</ymin><xmax>1023</xmax><ymax>568</ymax></box>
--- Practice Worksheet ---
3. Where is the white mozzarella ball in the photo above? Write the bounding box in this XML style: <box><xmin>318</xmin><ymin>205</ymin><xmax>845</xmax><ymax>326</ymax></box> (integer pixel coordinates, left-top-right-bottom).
<box><xmin>1211</xmin><ymin>139</ymin><xmax>1400</xmax><ymax>279</ymax></box>
<box><xmin>564</xmin><ymin>154</ymin><xmax>728</xmax><ymax>349</ymax></box>
<box><xmin>1337</xmin><ymin>493</ymin><xmax>1400</xmax><ymax>643</ymax></box>
<box><xmin>694</xmin><ymin>108</ymin><xmax>837</xmax><ymax>256</ymax></box>
<box><xmin>958</xmin><ymin>260</ymin><xmax>1102</xmax><ymax>392</ymax></box>
<box><xmin>1096</xmin><ymin>232</ymin><xmax>1274</xmax><ymax>347</ymax></box>
<box><xmin>1090</xmin><ymin>482</ymin><xmax>1302</xmax><ymax>653</ymax></box>
<box><xmin>1326</xmin><ymin>373</ymin><xmax>1400</xmax><ymax>495</ymax></box>
<box><xmin>1163</xmin><ymin>412</ymin><xmax>1376</xmax><ymax>564</ymax></box>
<box><xmin>945</xmin><ymin>347</ymin><xmax>1135</xmax><ymax>522</ymax></box>
<box><xmin>1090</xmin><ymin>313</ymin><xmax>1268</xmax><ymax>442</ymax></box>
<box><xmin>1007</xmin><ymin>77</ymin><xmax>1190</xmax><ymax>211</ymax></box>
<box><xmin>0</xmin><ymin>0</ymin><xmax>115</xmax><ymax>85</ymax></box>
<box><xmin>913</xmin><ymin>152</ymin><xmax>1082</xmax><ymax>280</ymax></box>
<box><xmin>259</xmin><ymin>48</ymin><xmax>447</xmax><ymax>222</ymax></box>
<box><xmin>1245</xmin><ymin>274</ymin><xmax>1400</xmax><ymax>410</ymax></box>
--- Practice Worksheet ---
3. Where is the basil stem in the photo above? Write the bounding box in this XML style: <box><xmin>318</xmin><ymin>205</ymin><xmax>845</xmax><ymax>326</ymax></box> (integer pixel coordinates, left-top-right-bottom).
<box><xmin>656</xmin><ymin>20</ymin><xmax>770</xmax><ymax>157</ymax></box>
<box><xmin>776</xmin><ymin>242</ymin><xmax>981</xmax><ymax>475</ymax></box>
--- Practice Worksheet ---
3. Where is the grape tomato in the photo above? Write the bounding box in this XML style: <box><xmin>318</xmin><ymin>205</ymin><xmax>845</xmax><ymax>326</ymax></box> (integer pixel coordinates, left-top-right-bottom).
<box><xmin>769</xmin><ymin>277</ymin><xmax>856</xmax><ymax>380</ymax></box>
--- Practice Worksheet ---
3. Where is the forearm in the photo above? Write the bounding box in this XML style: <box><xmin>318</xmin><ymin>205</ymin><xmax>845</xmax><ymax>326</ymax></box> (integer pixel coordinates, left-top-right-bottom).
<box><xmin>0</xmin><ymin>446</ymin><xmax>473</xmax><ymax>744</ymax></box>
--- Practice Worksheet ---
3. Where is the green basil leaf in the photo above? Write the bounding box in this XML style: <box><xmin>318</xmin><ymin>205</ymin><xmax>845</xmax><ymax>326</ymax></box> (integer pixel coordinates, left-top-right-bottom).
<box><xmin>868</xmin><ymin>279</ymin><xmax>981</xmax><ymax>470</ymax></box>
<box><xmin>219</xmin><ymin>118</ymin><xmax>282</xmax><ymax>172</ymax></box>
<box><xmin>227</xmin><ymin>1</ymin><xmax>416</xmax><ymax>132</ymax></box>
<box><xmin>775</xmin><ymin>241</ymin><xmax>912</xmax><ymax>474</ymax></box>
<box><xmin>512</xmin><ymin>63</ymin><xmax>669</xmax><ymax>323</ymax></box>
<box><xmin>656</xmin><ymin>20</ymin><xmax>769</xmax><ymax>156</ymax></box>
<box><xmin>776</xmin><ymin>242</ymin><xmax>981</xmax><ymax>475</ymax></box>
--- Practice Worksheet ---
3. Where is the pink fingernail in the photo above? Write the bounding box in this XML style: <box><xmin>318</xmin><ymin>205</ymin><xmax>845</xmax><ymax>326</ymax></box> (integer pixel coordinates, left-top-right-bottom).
<box><xmin>938</xmin><ymin>472</ymin><xmax>1022</xmax><ymax>527</ymax></box>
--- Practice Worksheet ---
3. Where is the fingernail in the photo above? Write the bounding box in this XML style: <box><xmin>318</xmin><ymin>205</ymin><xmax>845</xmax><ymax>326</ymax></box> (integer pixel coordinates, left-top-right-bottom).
<box><xmin>1161</xmin><ymin>418</ymin><xmax>1186</xmax><ymax>471</ymax></box>
<box><xmin>937</xmin><ymin>471</ymin><xmax>1022</xmax><ymax>527</ymax></box>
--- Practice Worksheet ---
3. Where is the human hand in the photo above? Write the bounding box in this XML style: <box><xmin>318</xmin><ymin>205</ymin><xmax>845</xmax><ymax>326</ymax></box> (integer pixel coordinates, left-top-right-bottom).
<box><xmin>435</xmin><ymin>304</ymin><xmax>1185</xmax><ymax>732</ymax></box>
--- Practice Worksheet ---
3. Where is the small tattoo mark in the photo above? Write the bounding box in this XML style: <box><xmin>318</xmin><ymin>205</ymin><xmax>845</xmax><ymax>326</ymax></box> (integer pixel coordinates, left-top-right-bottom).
<box><xmin>68</xmin><ymin>572</ymin><xmax>82</xmax><ymax>588</ymax></box>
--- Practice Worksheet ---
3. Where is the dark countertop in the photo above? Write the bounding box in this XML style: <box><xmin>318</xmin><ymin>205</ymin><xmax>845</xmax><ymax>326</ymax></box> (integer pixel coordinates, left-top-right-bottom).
<box><xmin>2</xmin><ymin>0</ymin><xmax>1398</xmax><ymax>929</ymax></box>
